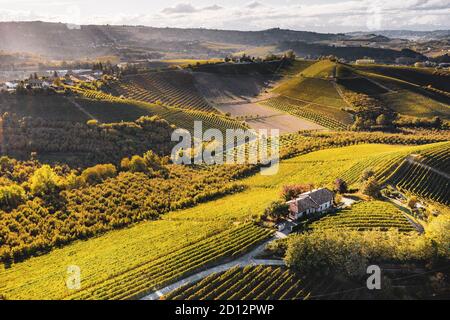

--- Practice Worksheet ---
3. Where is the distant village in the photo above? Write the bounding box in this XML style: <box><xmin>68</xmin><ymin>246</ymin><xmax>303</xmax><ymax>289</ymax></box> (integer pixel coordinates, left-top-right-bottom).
<box><xmin>0</xmin><ymin>69</ymin><xmax>104</xmax><ymax>93</ymax></box>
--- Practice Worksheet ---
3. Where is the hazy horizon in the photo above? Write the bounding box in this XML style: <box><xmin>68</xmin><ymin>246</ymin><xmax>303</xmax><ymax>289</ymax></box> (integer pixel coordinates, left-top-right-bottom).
<box><xmin>1</xmin><ymin>20</ymin><xmax>449</xmax><ymax>34</ymax></box>
<box><xmin>0</xmin><ymin>0</ymin><xmax>449</xmax><ymax>33</ymax></box>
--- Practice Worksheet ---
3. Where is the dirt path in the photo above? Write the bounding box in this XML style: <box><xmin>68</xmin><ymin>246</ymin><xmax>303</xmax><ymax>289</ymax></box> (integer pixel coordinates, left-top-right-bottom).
<box><xmin>332</xmin><ymin>81</ymin><xmax>354</xmax><ymax>109</ymax></box>
<box><xmin>141</xmin><ymin>233</ymin><xmax>286</xmax><ymax>300</ymax></box>
<box><xmin>216</xmin><ymin>102</ymin><xmax>325</xmax><ymax>133</ymax></box>
<box><xmin>385</xmin><ymin>197</ymin><xmax>425</xmax><ymax>234</ymax></box>
<box><xmin>66</xmin><ymin>98</ymin><xmax>98</xmax><ymax>121</ymax></box>
<box><xmin>406</xmin><ymin>155</ymin><xmax>450</xmax><ymax>179</ymax></box>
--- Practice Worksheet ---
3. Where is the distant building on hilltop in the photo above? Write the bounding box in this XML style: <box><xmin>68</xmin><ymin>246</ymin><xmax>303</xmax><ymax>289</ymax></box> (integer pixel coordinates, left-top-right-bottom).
<box><xmin>27</xmin><ymin>79</ymin><xmax>50</xmax><ymax>89</ymax></box>
<box><xmin>287</xmin><ymin>188</ymin><xmax>334</xmax><ymax>220</ymax></box>
<box><xmin>355</xmin><ymin>59</ymin><xmax>375</xmax><ymax>65</ymax></box>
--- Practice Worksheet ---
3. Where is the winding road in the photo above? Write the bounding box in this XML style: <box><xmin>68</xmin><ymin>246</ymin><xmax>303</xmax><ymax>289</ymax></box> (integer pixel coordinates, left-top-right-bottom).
<box><xmin>141</xmin><ymin>232</ymin><xmax>287</xmax><ymax>300</ymax></box>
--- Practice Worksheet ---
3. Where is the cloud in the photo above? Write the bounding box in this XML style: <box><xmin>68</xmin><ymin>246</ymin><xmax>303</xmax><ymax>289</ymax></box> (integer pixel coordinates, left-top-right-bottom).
<box><xmin>203</xmin><ymin>5</ymin><xmax>223</xmax><ymax>11</ymax></box>
<box><xmin>246</xmin><ymin>1</ymin><xmax>264</xmax><ymax>9</ymax></box>
<box><xmin>1</xmin><ymin>0</ymin><xmax>449</xmax><ymax>32</ymax></box>
<box><xmin>162</xmin><ymin>3</ymin><xmax>198</xmax><ymax>14</ymax></box>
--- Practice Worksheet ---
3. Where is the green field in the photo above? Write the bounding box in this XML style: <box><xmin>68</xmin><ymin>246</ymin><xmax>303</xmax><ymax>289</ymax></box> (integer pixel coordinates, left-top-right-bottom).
<box><xmin>0</xmin><ymin>143</ymin><xmax>443</xmax><ymax>300</ymax></box>
<box><xmin>273</xmin><ymin>60</ymin><xmax>347</xmax><ymax>110</ymax></box>
<box><xmin>337</xmin><ymin>77</ymin><xmax>388</xmax><ymax>96</ymax></box>
<box><xmin>379</xmin><ymin>91</ymin><xmax>450</xmax><ymax>119</ymax></box>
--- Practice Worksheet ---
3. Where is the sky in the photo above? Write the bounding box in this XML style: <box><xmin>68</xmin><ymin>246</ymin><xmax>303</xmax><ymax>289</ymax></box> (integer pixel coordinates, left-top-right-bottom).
<box><xmin>0</xmin><ymin>0</ymin><xmax>449</xmax><ymax>33</ymax></box>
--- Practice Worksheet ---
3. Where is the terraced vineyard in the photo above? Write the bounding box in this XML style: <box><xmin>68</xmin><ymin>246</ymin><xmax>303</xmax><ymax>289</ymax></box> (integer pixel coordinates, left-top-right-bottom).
<box><xmin>70</xmin><ymin>87</ymin><xmax>247</xmax><ymax>134</ymax></box>
<box><xmin>67</xmin><ymin>223</ymin><xmax>272</xmax><ymax>300</ymax></box>
<box><xmin>261</xmin><ymin>96</ymin><xmax>351</xmax><ymax>130</ymax></box>
<box><xmin>162</xmin><ymin>109</ymin><xmax>248</xmax><ymax>133</ymax></box>
<box><xmin>414</xmin><ymin>143</ymin><xmax>450</xmax><ymax>173</ymax></box>
<box><xmin>165</xmin><ymin>266</ymin><xmax>309</xmax><ymax>300</ymax></box>
<box><xmin>0</xmin><ymin>220</ymin><xmax>272</xmax><ymax>300</ymax></box>
<box><xmin>165</xmin><ymin>265</ymin><xmax>371</xmax><ymax>300</ymax></box>
<box><xmin>310</xmin><ymin>201</ymin><xmax>416</xmax><ymax>232</ymax></box>
<box><xmin>107</xmin><ymin>71</ymin><xmax>217</xmax><ymax>113</ymax></box>
<box><xmin>340</xmin><ymin>142</ymin><xmax>450</xmax><ymax>187</ymax></box>
<box><xmin>388</xmin><ymin>160</ymin><xmax>449</xmax><ymax>205</ymax></box>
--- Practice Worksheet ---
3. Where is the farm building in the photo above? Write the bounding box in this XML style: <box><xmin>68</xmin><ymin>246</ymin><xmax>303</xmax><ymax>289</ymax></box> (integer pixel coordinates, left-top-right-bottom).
<box><xmin>355</xmin><ymin>59</ymin><xmax>375</xmax><ymax>65</ymax></box>
<box><xmin>287</xmin><ymin>188</ymin><xmax>334</xmax><ymax>220</ymax></box>
<box><xmin>27</xmin><ymin>79</ymin><xmax>50</xmax><ymax>89</ymax></box>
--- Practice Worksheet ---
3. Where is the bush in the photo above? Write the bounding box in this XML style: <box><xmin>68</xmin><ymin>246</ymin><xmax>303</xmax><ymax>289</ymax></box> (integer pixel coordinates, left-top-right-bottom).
<box><xmin>129</xmin><ymin>155</ymin><xmax>147</xmax><ymax>173</ymax></box>
<box><xmin>81</xmin><ymin>164</ymin><xmax>117</xmax><ymax>185</ymax></box>
<box><xmin>0</xmin><ymin>184</ymin><xmax>26</xmax><ymax>211</ymax></box>
<box><xmin>64</xmin><ymin>172</ymin><xmax>86</xmax><ymax>190</ymax></box>
<box><xmin>407</xmin><ymin>196</ymin><xmax>418</xmax><ymax>209</ymax></box>
<box><xmin>359</xmin><ymin>168</ymin><xmax>375</xmax><ymax>182</ymax></box>
<box><xmin>426</xmin><ymin>215</ymin><xmax>450</xmax><ymax>258</ymax></box>
<box><xmin>285</xmin><ymin>229</ymin><xmax>434</xmax><ymax>279</ymax></box>
<box><xmin>264</xmin><ymin>201</ymin><xmax>289</xmax><ymax>221</ymax></box>
<box><xmin>361</xmin><ymin>177</ymin><xmax>381</xmax><ymax>199</ymax></box>
<box><xmin>281</xmin><ymin>184</ymin><xmax>312</xmax><ymax>201</ymax></box>
<box><xmin>334</xmin><ymin>178</ymin><xmax>348</xmax><ymax>194</ymax></box>
<box><xmin>29</xmin><ymin>165</ymin><xmax>61</xmax><ymax>196</ymax></box>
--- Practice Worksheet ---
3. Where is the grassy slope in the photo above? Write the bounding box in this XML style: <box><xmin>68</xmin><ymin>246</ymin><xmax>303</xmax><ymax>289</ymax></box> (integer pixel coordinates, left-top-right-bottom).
<box><xmin>1</xmin><ymin>143</ymin><xmax>425</xmax><ymax>300</ymax></box>
<box><xmin>342</xmin><ymin>64</ymin><xmax>450</xmax><ymax>119</ymax></box>
<box><xmin>273</xmin><ymin>60</ymin><xmax>347</xmax><ymax>109</ymax></box>
<box><xmin>354</xmin><ymin>65</ymin><xmax>450</xmax><ymax>93</ymax></box>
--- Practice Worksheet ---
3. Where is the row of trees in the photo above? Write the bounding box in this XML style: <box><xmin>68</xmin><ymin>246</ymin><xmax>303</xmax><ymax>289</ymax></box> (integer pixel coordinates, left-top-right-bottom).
<box><xmin>0</xmin><ymin>152</ymin><xmax>252</xmax><ymax>263</ymax></box>
<box><xmin>1</xmin><ymin>113</ymin><xmax>175</xmax><ymax>167</ymax></box>
<box><xmin>285</xmin><ymin>214</ymin><xmax>450</xmax><ymax>278</ymax></box>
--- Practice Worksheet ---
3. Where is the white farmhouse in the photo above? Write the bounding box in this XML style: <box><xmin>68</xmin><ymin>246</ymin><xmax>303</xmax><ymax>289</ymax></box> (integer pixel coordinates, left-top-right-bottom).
<box><xmin>287</xmin><ymin>188</ymin><xmax>334</xmax><ymax>220</ymax></box>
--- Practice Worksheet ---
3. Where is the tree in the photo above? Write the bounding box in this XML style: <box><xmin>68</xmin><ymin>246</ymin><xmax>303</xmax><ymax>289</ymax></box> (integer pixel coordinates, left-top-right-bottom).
<box><xmin>432</xmin><ymin>116</ymin><xmax>442</xmax><ymax>129</ymax></box>
<box><xmin>81</xmin><ymin>164</ymin><xmax>117</xmax><ymax>185</ymax></box>
<box><xmin>376</xmin><ymin>114</ymin><xmax>389</xmax><ymax>126</ymax></box>
<box><xmin>64</xmin><ymin>172</ymin><xmax>85</xmax><ymax>190</ymax></box>
<box><xmin>0</xmin><ymin>184</ymin><xmax>26</xmax><ymax>211</ymax></box>
<box><xmin>361</xmin><ymin>177</ymin><xmax>381</xmax><ymax>199</ymax></box>
<box><xmin>426</xmin><ymin>215</ymin><xmax>450</xmax><ymax>258</ymax></box>
<box><xmin>351</xmin><ymin>116</ymin><xmax>366</xmax><ymax>131</ymax></box>
<box><xmin>264</xmin><ymin>201</ymin><xmax>289</xmax><ymax>221</ymax></box>
<box><xmin>281</xmin><ymin>184</ymin><xmax>312</xmax><ymax>201</ymax></box>
<box><xmin>407</xmin><ymin>196</ymin><xmax>418</xmax><ymax>209</ymax></box>
<box><xmin>360</xmin><ymin>168</ymin><xmax>375</xmax><ymax>182</ymax></box>
<box><xmin>285</xmin><ymin>50</ymin><xmax>296</xmax><ymax>60</ymax></box>
<box><xmin>29</xmin><ymin>165</ymin><xmax>61</xmax><ymax>196</ymax></box>
<box><xmin>334</xmin><ymin>178</ymin><xmax>348</xmax><ymax>194</ymax></box>
<box><xmin>129</xmin><ymin>155</ymin><xmax>147</xmax><ymax>173</ymax></box>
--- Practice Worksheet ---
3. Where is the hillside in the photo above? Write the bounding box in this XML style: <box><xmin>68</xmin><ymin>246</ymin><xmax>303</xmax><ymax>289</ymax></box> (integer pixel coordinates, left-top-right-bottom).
<box><xmin>104</xmin><ymin>70</ymin><xmax>216</xmax><ymax>113</ymax></box>
<box><xmin>0</xmin><ymin>22</ymin><xmax>342</xmax><ymax>60</ymax></box>
<box><xmin>277</xmin><ymin>41</ymin><xmax>426</xmax><ymax>63</ymax></box>
<box><xmin>338</xmin><ymin>63</ymin><xmax>450</xmax><ymax>119</ymax></box>
<box><xmin>1</xmin><ymin>139</ymin><xmax>448</xmax><ymax>300</ymax></box>
<box><xmin>164</xmin><ymin>265</ymin><xmax>372</xmax><ymax>300</ymax></box>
